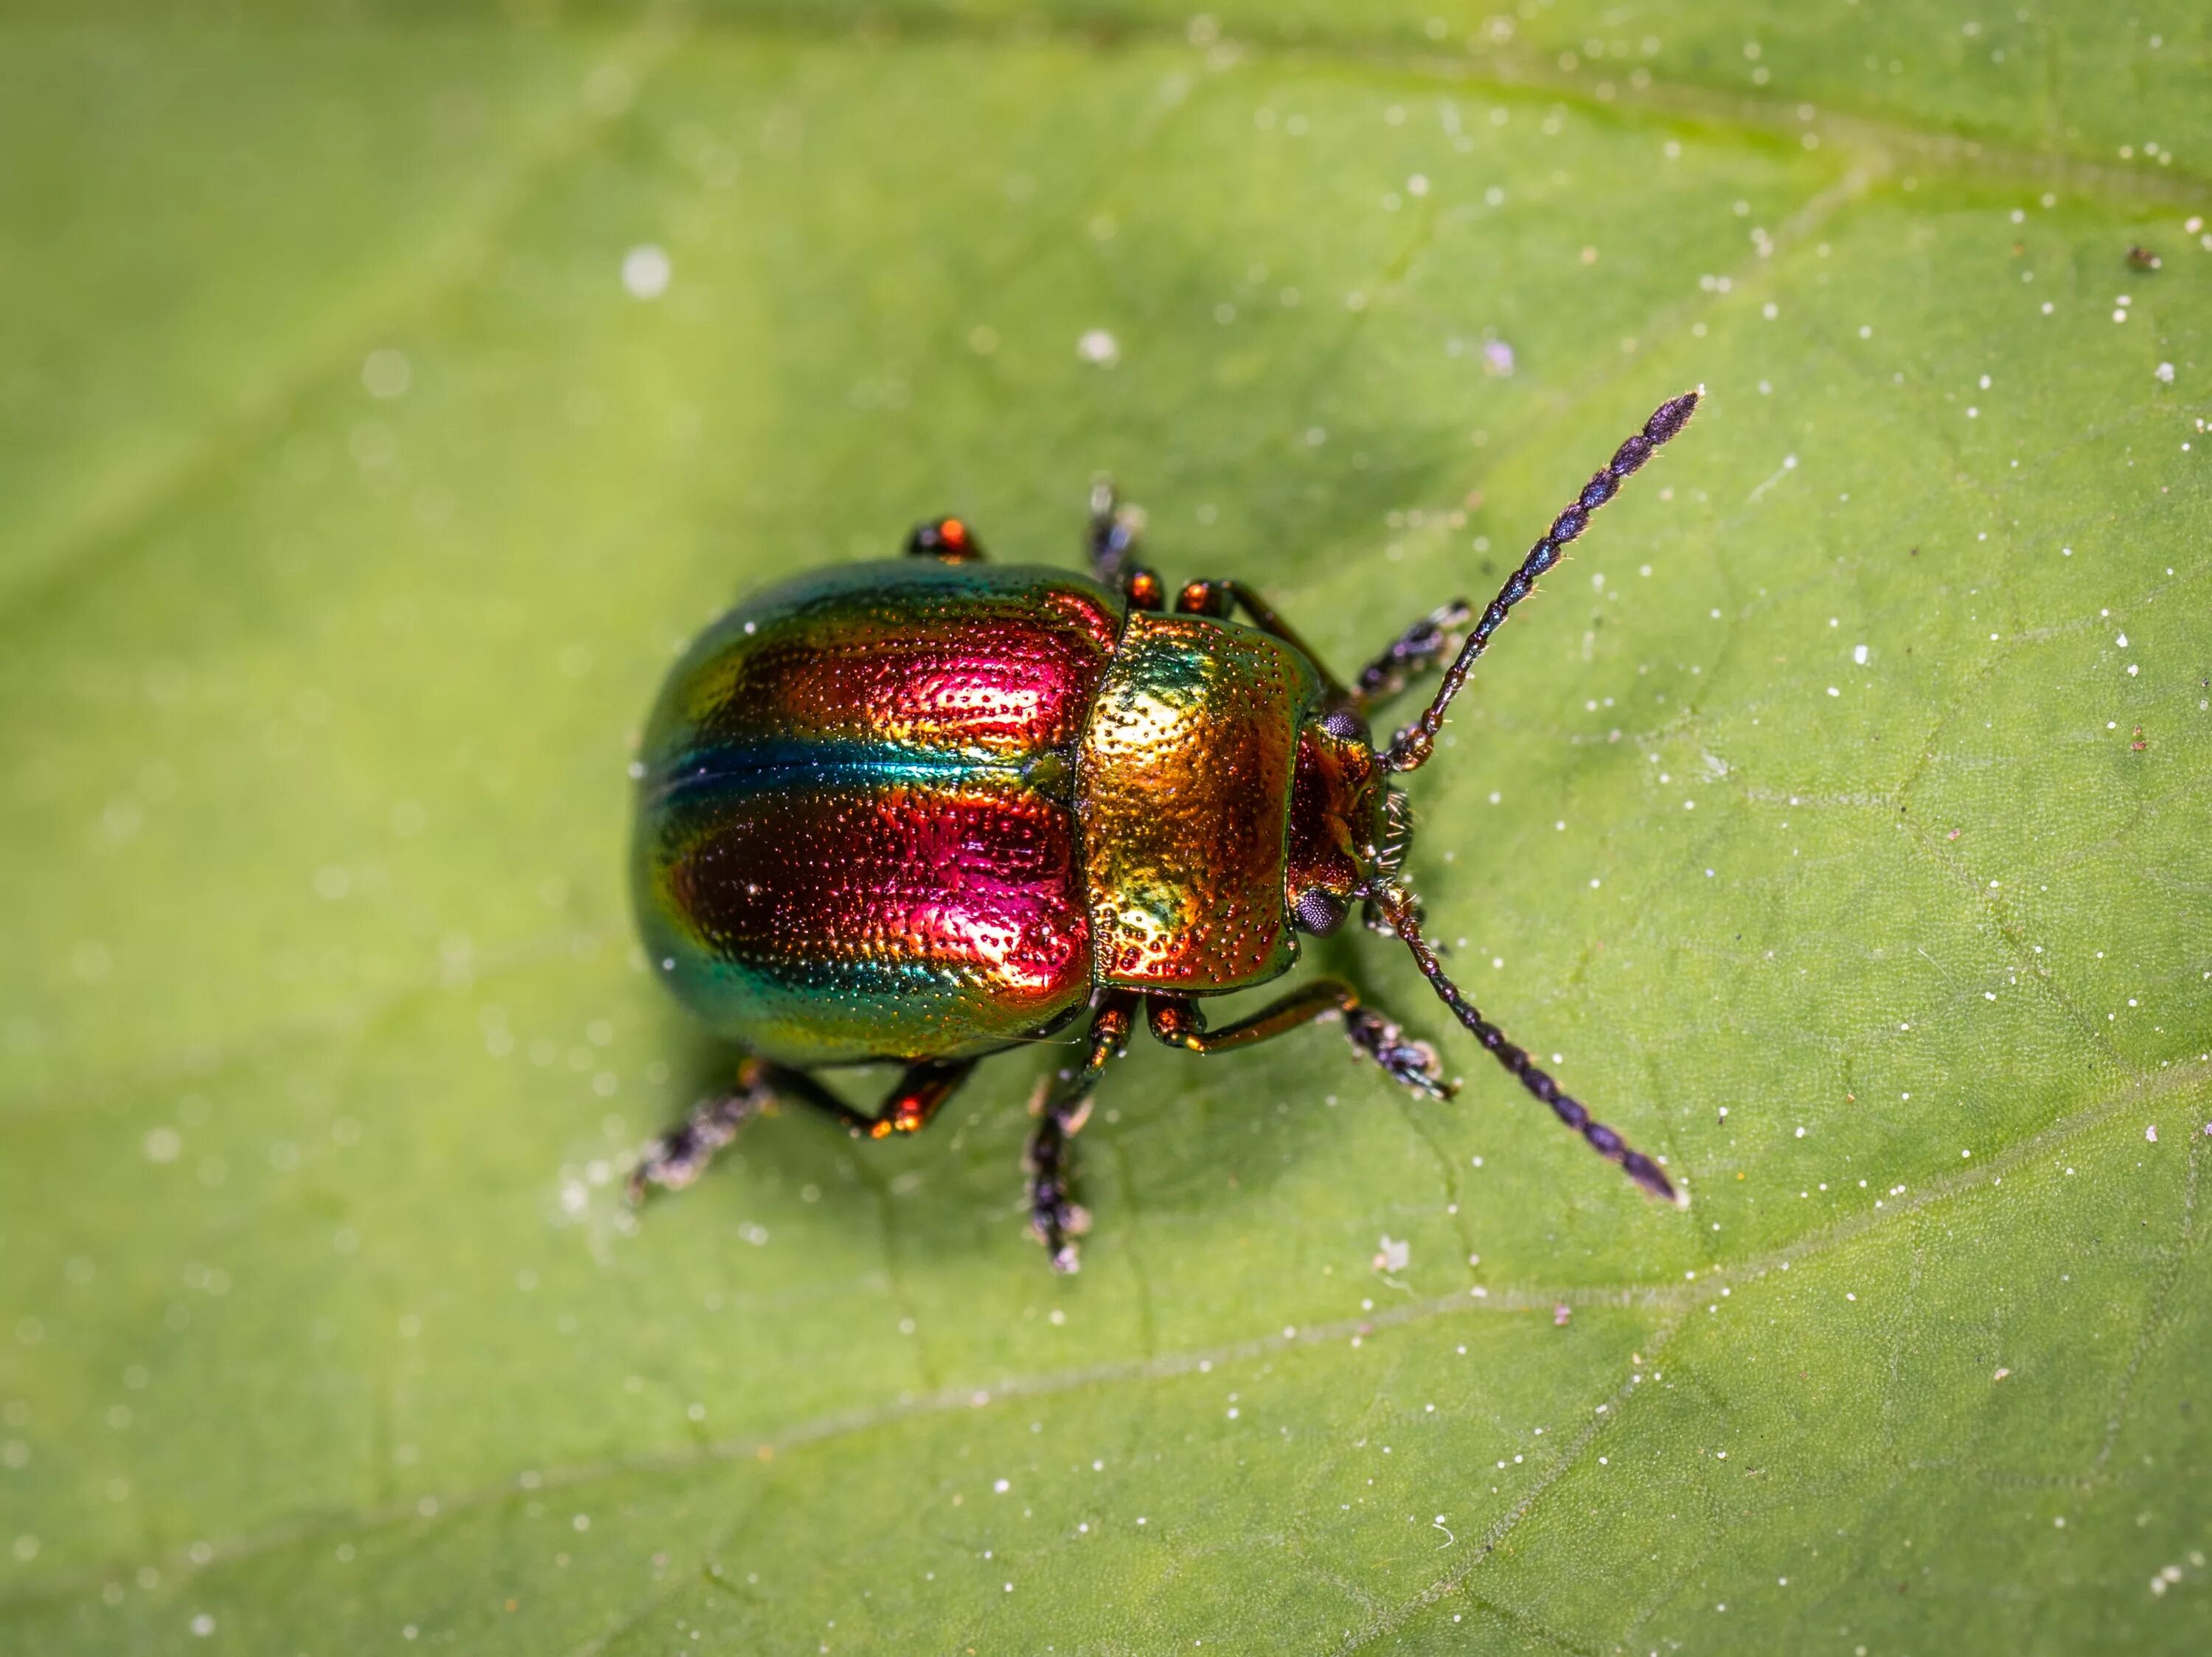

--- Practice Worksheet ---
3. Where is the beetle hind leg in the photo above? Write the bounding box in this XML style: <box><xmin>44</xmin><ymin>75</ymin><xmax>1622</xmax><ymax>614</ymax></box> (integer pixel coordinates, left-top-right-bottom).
<box><xmin>627</xmin><ymin>1057</ymin><xmax>779</xmax><ymax>1200</ymax></box>
<box><xmin>790</xmin><ymin>1057</ymin><xmax>977</xmax><ymax>1140</ymax></box>
<box><xmin>630</xmin><ymin>1057</ymin><xmax>978</xmax><ymax>1204</ymax></box>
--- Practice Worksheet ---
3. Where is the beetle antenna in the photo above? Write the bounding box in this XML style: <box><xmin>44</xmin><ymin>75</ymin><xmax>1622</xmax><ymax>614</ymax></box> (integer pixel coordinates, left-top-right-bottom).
<box><xmin>1385</xmin><ymin>388</ymin><xmax>1701</xmax><ymax>773</ymax></box>
<box><xmin>1372</xmin><ymin>885</ymin><xmax>1685</xmax><ymax>1206</ymax></box>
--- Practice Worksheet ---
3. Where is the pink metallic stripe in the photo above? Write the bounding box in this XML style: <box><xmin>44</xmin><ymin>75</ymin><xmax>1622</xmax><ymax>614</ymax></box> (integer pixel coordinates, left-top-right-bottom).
<box><xmin>662</xmin><ymin>778</ymin><xmax>1091</xmax><ymax>1020</ymax></box>
<box><xmin>670</xmin><ymin>580</ymin><xmax>1125</xmax><ymax>762</ymax></box>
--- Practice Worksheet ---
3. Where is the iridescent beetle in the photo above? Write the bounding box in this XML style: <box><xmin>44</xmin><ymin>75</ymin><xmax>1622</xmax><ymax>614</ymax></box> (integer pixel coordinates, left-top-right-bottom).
<box><xmin>630</xmin><ymin>391</ymin><xmax>1700</xmax><ymax>1269</ymax></box>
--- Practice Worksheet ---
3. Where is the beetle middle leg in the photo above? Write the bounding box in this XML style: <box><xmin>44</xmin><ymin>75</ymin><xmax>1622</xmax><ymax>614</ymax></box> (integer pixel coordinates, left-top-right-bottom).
<box><xmin>1026</xmin><ymin>990</ymin><xmax>1141</xmax><ymax>1271</ymax></box>
<box><xmin>1145</xmin><ymin>981</ymin><xmax>1450</xmax><ymax>1100</ymax></box>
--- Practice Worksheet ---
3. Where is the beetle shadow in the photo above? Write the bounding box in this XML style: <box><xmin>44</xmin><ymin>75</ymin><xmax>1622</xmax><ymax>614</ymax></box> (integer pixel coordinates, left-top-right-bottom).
<box><xmin>1096</xmin><ymin>934</ymin><xmax>1457</xmax><ymax>1200</ymax></box>
<box><xmin>643</xmin><ymin>967</ymin><xmax>1438</xmax><ymax>1276</ymax></box>
<box><xmin>646</xmin><ymin>1019</ymin><xmax>916</xmax><ymax>1256</ymax></box>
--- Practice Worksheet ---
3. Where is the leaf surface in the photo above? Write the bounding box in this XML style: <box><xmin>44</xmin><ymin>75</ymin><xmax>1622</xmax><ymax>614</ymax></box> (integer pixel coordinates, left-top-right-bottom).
<box><xmin>2</xmin><ymin>4</ymin><xmax>2209</xmax><ymax>1652</ymax></box>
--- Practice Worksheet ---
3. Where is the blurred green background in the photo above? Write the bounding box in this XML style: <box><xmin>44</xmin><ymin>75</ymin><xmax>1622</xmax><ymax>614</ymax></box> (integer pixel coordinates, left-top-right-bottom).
<box><xmin>2</xmin><ymin>1</ymin><xmax>2208</xmax><ymax>1651</ymax></box>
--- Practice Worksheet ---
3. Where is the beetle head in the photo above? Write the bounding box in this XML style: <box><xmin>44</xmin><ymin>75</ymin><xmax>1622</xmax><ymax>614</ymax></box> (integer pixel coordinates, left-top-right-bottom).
<box><xmin>1284</xmin><ymin>703</ymin><xmax>1391</xmax><ymax>937</ymax></box>
<box><xmin>1279</xmin><ymin>388</ymin><xmax>1700</xmax><ymax>1211</ymax></box>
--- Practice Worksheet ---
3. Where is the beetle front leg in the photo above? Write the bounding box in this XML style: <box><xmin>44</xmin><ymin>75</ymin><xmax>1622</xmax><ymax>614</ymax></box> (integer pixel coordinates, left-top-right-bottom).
<box><xmin>1146</xmin><ymin>980</ymin><xmax>1450</xmax><ymax>1100</ymax></box>
<box><xmin>1176</xmin><ymin>579</ymin><xmax>1358</xmax><ymax>707</ymax></box>
<box><xmin>1026</xmin><ymin>990</ymin><xmax>1141</xmax><ymax>1271</ymax></box>
<box><xmin>1352</xmin><ymin>602</ymin><xmax>1474</xmax><ymax>715</ymax></box>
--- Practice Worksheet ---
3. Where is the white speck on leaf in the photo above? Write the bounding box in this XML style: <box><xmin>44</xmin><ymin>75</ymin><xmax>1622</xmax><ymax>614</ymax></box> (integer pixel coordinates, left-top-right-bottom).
<box><xmin>622</xmin><ymin>244</ymin><xmax>671</xmax><ymax>299</ymax></box>
<box><xmin>361</xmin><ymin>349</ymin><xmax>411</xmax><ymax>400</ymax></box>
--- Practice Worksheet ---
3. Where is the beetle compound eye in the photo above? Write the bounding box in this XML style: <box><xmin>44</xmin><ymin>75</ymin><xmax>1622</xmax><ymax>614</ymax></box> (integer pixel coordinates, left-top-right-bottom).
<box><xmin>1294</xmin><ymin>889</ymin><xmax>1349</xmax><ymax>937</ymax></box>
<box><xmin>1318</xmin><ymin>704</ymin><xmax>1370</xmax><ymax>743</ymax></box>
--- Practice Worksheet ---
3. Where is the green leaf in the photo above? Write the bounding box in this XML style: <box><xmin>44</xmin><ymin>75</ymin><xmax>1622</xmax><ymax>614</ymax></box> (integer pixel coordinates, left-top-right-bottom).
<box><xmin>4</xmin><ymin>4</ymin><xmax>2208</xmax><ymax>1651</ymax></box>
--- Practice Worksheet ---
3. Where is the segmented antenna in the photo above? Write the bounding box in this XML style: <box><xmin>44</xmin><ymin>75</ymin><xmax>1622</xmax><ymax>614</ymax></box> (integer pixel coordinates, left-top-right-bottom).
<box><xmin>1373</xmin><ymin>888</ymin><xmax>1683</xmax><ymax>1206</ymax></box>
<box><xmin>1386</xmin><ymin>389</ymin><xmax>1701</xmax><ymax>772</ymax></box>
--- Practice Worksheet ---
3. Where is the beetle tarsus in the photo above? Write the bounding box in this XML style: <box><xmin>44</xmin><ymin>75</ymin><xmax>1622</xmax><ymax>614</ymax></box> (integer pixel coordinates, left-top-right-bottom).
<box><xmin>1146</xmin><ymin>982</ymin><xmax>1450</xmax><ymax>1104</ymax></box>
<box><xmin>1085</xmin><ymin>479</ymin><xmax>1140</xmax><ymax>577</ymax></box>
<box><xmin>1032</xmin><ymin>1178</ymin><xmax>1092</xmax><ymax>1274</ymax></box>
<box><xmin>1353</xmin><ymin>600</ymin><xmax>1474</xmax><ymax>714</ymax></box>
<box><xmin>905</xmin><ymin>515</ymin><xmax>986</xmax><ymax>563</ymax></box>
<box><xmin>1026</xmin><ymin>1122</ymin><xmax>1090</xmax><ymax>1269</ymax></box>
<box><xmin>627</xmin><ymin>1066</ymin><xmax>774</xmax><ymax>1201</ymax></box>
<box><xmin>1023</xmin><ymin>993</ymin><xmax>1138</xmax><ymax>1271</ymax></box>
<box><xmin>1343</xmin><ymin>1005</ymin><xmax>1452</xmax><ymax>1100</ymax></box>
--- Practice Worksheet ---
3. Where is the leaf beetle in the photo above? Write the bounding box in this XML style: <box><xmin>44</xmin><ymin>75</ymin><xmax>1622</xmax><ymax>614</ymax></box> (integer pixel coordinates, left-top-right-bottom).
<box><xmin>630</xmin><ymin>391</ymin><xmax>1700</xmax><ymax>1269</ymax></box>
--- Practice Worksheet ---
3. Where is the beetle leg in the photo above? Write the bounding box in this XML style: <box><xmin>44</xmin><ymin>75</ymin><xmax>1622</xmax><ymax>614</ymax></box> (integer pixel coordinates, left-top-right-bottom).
<box><xmin>1182</xmin><ymin>579</ymin><xmax>1359</xmax><ymax>707</ymax></box>
<box><xmin>1026</xmin><ymin>990</ymin><xmax>1141</xmax><ymax>1271</ymax></box>
<box><xmin>733</xmin><ymin>1057</ymin><xmax>979</xmax><ymax>1142</ymax></box>
<box><xmin>857</xmin><ymin>1058</ymin><xmax>977</xmax><ymax>1139</ymax></box>
<box><xmin>627</xmin><ymin>1057</ymin><xmax>781</xmax><ymax>1200</ymax></box>
<box><xmin>1086</xmin><ymin>479</ymin><xmax>1166</xmax><ymax>611</ymax></box>
<box><xmin>1350</xmin><ymin>601</ymin><xmax>1475</xmax><ymax>715</ymax></box>
<box><xmin>1146</xmin><ymin>981</ymin><xmax>1450</xmax><ymax>1100</ymax></box>
<box><xmin>1172</xmin><ymin>578</ymin><xmax>1235</xmax><ymax>618</ymax></box>
<box><xmin>630</xmin><ymin>1058</ymin><xmax>978</xmax><ymax>1203</ymax></box>
<box><xmin>905</xmin><ymin>515</ymin><xmax>987</xmax><ymax>562</ymax></box>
